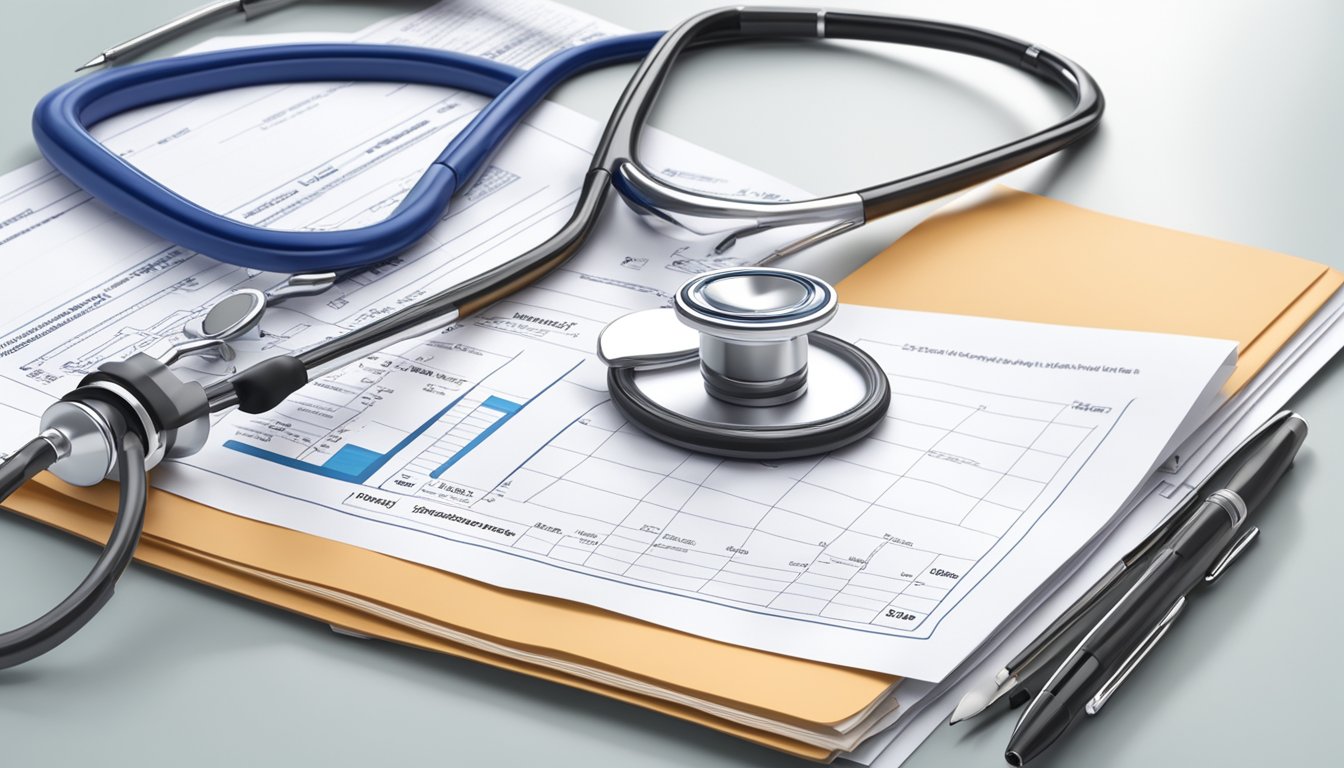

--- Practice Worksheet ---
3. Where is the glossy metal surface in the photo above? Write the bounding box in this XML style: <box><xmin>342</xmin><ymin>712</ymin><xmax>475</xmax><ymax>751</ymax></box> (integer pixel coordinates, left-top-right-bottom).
<box><xmin>612</xmin><ymin>159</ymin><xmax>866</xmax><ymax>256</ymax></box>
<box><xmin>608</xmin><ymin>330</ymin><xmax>888</xmax><ymax>458</ymax></box>
<box><xmin>604</xmin><ymin>268</ymin><xmax>844</xmax><ymax>414</ymax></box>
<box><xmin>627</xmin><ymin>341</ymin><xmax>866</xmax><ymax>424</ymax></box>
<box><xmin>196</xmin><ymin>288</ymin><xmax>267</xmax><ymax>340</ymax></box>
<box><xmin>1204</xmin><ymin>526</ymin><xmax>1260</xmax><ymax>584</ymax></box>
<box><xmin>675</xmin><ymin>268</ymin><xmax>836</xmax><ymax>339</ymax></box>
<box><xmin>37</xmin><ymin>400</ymin><xmax>118</xmax><ymax>486</ymax></box>
<box><xmin>150</xmin><ymin>337</ymin><xmax>237</xmax><ymax>366</ymax></box>
<box><xmin>596</xmin><ymin>308</ymin><xmax>698</xmax><ymax>370</ymax></box>
<box><xmin>81</xmin><ymin>380</ymin><xmax>163</xmax><ymax>469</ymax></box>
<box><xmin>623</xmin><ymin>342</ymin><xmax>865</xmax><ymax>425</ymax></box>
<box><xmin>673</xmin><ymin>268</ymin><xmax>837</xmax><ymax>404</ymax></box>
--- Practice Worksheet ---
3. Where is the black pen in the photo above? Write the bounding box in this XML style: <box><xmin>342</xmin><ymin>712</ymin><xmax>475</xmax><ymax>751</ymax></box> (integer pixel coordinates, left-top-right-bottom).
<box><xmin>949</xmin><ymin>557</ymin><xmax>1151</xmax><ymax>724</ymax></box>
<box><xmin>1004</xmin><ymin>412</ymin><xmax>1308</xmax><ymax>766</ymax></box>
<box><xmin>952</xmin><ymin>410</ymin><xmax>1298</xmax><ymax>725</ymax></box>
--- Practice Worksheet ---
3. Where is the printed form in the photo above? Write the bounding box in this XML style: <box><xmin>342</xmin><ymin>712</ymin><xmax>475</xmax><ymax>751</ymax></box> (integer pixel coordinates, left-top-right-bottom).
<box><xmin>0</xmin><ymin>0</ymin><xmax>1236</xmax><ymax>681</ymax></box>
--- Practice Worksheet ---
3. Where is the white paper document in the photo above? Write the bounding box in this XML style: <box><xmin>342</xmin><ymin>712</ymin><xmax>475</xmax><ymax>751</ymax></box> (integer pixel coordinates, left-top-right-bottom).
<box><xmin>838</xmin><ymin>276</ymin><xmax>1344</xmax><ymax>763</ymax></box>
<box><xmin>850</xmin><ymin>301</ymin><xmax>1344</xmax><ymax>767</ymax></box>
<box><xmin>175</xmin><ymin>296</ymin><xmax>1233</xmax><ymax>682</ymax></box>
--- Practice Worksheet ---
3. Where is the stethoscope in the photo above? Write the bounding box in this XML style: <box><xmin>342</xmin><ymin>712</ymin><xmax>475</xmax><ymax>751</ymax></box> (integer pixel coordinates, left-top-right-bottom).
<box><xmin>1</xmin><ymin>6</ymin><xmax>1103</xmax><ymax>669</ymax></box>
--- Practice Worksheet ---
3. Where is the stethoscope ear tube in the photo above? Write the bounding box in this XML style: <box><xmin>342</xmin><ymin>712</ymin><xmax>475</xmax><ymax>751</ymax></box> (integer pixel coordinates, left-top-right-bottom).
<box><xmin>0</xmin><ymin>429</ymin><xmax>148</xmax><ymax>669</ymax></box>
<box><xmin>606</xmin><ymin>7</ymin><xmax>1104</xmax><ymax>229</ymax></box>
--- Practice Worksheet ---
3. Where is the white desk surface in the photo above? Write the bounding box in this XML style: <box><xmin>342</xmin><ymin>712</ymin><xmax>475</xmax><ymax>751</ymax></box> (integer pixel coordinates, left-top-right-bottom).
<box><xmin>2</xmin><ymin>2</ymin><xmax>1340</xmax><ymax>766</ymax></box>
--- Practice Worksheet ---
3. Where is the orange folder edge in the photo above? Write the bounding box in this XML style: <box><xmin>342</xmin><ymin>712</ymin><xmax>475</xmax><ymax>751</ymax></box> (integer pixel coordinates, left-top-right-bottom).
<box><xmin>836</xmin><ymin>187</ymin><xmax>1343</xmax><ymax>396</ymax></box>
<box><xmin>6</xmin><ymin>482</ymin><xmax>844</xmax><ymax>762</ymax></box>
<box><xmin>13</xmin><ymin>474</ymin><xmax>895</xmax><ymax>733</ymax></box>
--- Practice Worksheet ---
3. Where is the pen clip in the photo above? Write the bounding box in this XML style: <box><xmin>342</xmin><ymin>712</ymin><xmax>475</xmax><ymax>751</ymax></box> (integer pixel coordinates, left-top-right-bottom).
<box><xmin>1001</xmin><ymin>413</ymin><xmax>1294</xmax><ymax>694</ymax></box>
<box><xmin>1205</xmin><ymin>526</ymin><xmax>1260</xmax><ymax>584</ymax></box>
<box><xmin>1085</xmin><ymin>596</ymin><xmax>1186</xmax><ymax>716</ymax></box>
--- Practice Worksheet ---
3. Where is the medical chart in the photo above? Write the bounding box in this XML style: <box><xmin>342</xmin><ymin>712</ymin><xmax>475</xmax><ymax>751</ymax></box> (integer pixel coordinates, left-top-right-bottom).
<box><xmin>0</xmin><ymin>0</ymin><xmax>1237</xmax><ymax>681</ymax></box>
<box><xmin>168</xmin><ymin>288</ymin><xmax>1229</xmax><ymax>680</ymax></box>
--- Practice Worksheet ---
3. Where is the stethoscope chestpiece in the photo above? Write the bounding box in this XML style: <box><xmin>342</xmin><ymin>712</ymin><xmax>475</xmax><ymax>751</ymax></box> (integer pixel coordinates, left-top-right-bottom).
<box><xmin>677</xmin><ymin>269</ymin><xmax>835</xmax><ymax>407</ymax></box>
<box><xmin>599</xmin><ymin>268</ymin><xmax>889</xmax><ymax>460</ymax></box>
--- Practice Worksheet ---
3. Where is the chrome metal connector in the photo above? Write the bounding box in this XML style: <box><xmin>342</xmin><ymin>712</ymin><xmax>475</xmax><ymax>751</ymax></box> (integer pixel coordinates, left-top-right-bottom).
<box><xmin>1208</xmin><ymin>488</ymin><xmax>1248</xmax><ymax>528</ymax></box>
<box><xmin>611</xmin><ymin>160</ymin><xmax>865</xmax><ymax>260</ymax></box>
<box><xmin>39</xmin><ymin>399</ymin><xmax>121</xmax><ymax>486</ymax></box>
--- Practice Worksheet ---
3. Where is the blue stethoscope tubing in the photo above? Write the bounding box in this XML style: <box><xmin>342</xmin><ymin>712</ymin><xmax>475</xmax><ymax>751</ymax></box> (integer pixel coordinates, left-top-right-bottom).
<box><xmin>32</xmin><ymin>33</ymin><xmax>663</xmax><ymax>273</ymax></box>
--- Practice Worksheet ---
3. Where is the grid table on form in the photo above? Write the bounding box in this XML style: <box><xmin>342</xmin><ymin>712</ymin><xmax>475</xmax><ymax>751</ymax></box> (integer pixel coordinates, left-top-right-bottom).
<box><xmin>499</xmin><ymin>359</ymin><xmax>1098</xmax><ymax>634</ymax></box>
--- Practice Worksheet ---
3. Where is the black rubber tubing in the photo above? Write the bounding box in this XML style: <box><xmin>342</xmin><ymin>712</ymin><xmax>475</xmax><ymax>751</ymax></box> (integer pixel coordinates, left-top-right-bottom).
<box><xmin>0</xmin><ymin>431</ymin><xmax>148</xmax><ymax>669</ymax></box>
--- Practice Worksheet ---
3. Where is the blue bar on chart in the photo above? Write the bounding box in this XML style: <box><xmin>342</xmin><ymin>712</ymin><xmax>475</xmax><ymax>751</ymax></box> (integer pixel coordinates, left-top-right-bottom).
<box><xmin>429</xmin><ymin>395</ymin><xmax>523</xmax><ymax>477</ymax></box>
<box><xmin>223</xmin><ymin>393</ymin><xmax>468</xmax><ymax>484</ymax></box>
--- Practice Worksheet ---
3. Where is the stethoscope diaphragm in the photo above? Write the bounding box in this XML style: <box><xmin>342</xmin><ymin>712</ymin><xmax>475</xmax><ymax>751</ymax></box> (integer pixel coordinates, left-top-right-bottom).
<box><xmin>599</xmin><ymin>268</ymin><xmax>889</xmax><ymax>459</ymax></box>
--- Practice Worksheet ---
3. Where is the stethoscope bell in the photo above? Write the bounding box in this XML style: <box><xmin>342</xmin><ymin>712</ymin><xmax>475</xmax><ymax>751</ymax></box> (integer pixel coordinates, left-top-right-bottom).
<box><xmin>599</xmin><ymin>268</ymin><xmax>890</xmax><ymax>459</ymax></box>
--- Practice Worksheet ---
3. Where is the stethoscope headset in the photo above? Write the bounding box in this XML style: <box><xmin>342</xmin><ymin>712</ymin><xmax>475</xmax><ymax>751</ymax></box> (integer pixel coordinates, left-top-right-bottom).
<box><xmin>1</xmin><ymin>6</ymin><xmax>1102</xmax><ymax>669</ymax></box>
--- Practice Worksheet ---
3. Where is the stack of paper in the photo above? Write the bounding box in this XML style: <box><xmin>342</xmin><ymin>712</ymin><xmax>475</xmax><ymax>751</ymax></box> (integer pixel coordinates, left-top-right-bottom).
<box><xmin>834</xmin><ymin>188</ymin><xmax>1344</xmax><ymax>764</ymax></box>
<box><xmin>1</xmin><ymin>1</ymin><xmax>1341</xmax><ymax>766</ymax></box>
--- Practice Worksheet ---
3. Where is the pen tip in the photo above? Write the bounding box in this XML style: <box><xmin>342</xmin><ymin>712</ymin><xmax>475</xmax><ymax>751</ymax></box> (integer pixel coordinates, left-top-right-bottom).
<box><xmin>949</xmin><ymin>676</ymin><xmax>1001</xmax><ymax>725</ymax></box>
<box><xmin>75</xmin><ymin>54</ymin><xmax>107</xmax><ymax>73</ymax></box>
